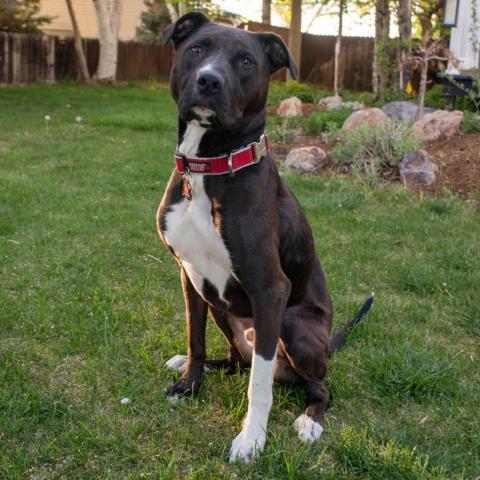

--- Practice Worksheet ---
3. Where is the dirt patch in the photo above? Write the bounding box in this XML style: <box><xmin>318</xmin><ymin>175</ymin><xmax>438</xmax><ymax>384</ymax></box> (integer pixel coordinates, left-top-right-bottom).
<box><xmin>271</xmin><ymin>127</ymin><xmax>480</xmax><ymax>199</ymax></box>
<box><xmin>425</xmin><ymin>132</ymin><xmax>480</xmax><ymax>198</ymax></box>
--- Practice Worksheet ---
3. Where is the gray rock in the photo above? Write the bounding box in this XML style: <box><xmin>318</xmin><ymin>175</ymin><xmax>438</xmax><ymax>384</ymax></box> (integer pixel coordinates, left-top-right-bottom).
<box><xmin>285</xmin><ymin>146</ymin><xmax>327</xmax><ymax>173</ymax></box>
<box><xmin>411</xmin><ymin>110</ymin><xmax>464</xmax><ymax>143</ymax></box>
<box><xmin>381</xmin><ymin>101</ymin><xmax>435</xmax><ymax>121</ymax></box>
<box><xmin>342</xmin><ymin>108</ymin><xmax>389</xmax><ymax>132</ymax></box>
<box><xmin>399</xmin><ymin>150</ymin><xmax>438</xmax><ymax>186</ymax></box>
<box><xmin>342</xmin><ymin>101</ymin><xmax>364</xmax><ymax>111</ymax></box>
<box><xmin>277</xmin><ymin>96</ymin><xmax>303</xmax><ymax>117</ymax></box>
<box><xmin>318</xmin><ymin>95</ymin><xmax>342</xmax><ymax>109</ymax></box>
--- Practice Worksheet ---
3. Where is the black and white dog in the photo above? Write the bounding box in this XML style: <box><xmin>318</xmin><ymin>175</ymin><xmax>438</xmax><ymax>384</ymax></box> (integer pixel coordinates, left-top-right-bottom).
<box><xmin>157</xmin><ymin>12</ymin><xmax>373</xmax><ymax>463</ymax></box>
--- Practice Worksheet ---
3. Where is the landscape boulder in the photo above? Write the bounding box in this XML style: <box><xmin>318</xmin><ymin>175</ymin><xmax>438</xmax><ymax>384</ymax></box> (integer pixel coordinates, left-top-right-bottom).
<box><xmin>285</xmin><ymin>146</ymin><xmax>327</xmax><ymax>173</ymax></box>
<box><xmin>277</xmin><ymin>96</ymin><xmax>303</xmax><ymax>117</ymax></box>
<box><xmin>318</xmin><ymin>95</ymin><xmax>343</xmax><ymax>110</ymax></box>
<box><xmin>411</xmin><ymin>110</ymin><xmax>464</xmax><ymax>142</ymax></box>
<box><xmin>342</xmin><ymin>107</ymin><xmax>389</xmax><ymax>132</ymax></box>
<box><xmin>342</xmin><ymin>101</ymin><xmax>364</xmax><ymax>111</ymax></box>
<box><xmin>381</xmin><ymin>101</ymin><xmax>435</xmax><ymax>121</ymax></box>
<box><xmin>399</xmin><ymin>150</ymin><xmax>438</xmax><ymax>186</ymax></box>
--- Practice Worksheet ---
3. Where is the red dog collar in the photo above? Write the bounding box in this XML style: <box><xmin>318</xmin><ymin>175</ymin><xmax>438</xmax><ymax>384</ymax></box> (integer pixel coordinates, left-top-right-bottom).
<box><xmin>175</xmin><ymin>134</ymin><xmax>270</xmax><ymax>176</ymax></box>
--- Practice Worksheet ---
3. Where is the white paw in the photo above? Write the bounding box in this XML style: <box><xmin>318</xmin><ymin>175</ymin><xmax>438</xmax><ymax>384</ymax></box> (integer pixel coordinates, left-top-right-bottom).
<box><xmin>229</xmin><ymin>428</ymin><xmax>266</xmax><ymax>464</ymax></box>
<box><xmin>293</xmin><ymin>414</ymin><xmax>324</xmax><ymax>442</ymax></box>
<box><xmin>165</xmin><ymin>355</ymin><xmax>188</xmax><ymax>374</ymax></box>
<box><xmin>165</xmin><ymin>355</ymin><xmax>210</xmax><ymax>373</ymax></box>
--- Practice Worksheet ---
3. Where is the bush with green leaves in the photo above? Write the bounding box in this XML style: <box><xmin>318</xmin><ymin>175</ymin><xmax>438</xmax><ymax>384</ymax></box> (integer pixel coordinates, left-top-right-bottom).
<box><xmin>424</xmin><ymin>84</ymin><xmax>446</xmax><ymax>110</ymax></box>
<box><xmin>340</xmin><ymin>90</ymin><xmax>376</xmax><ymax>107</ymax></box>
<box><xmin>331</xmin><ymin>123</ymin><xmax>422</xmax><ymax>182</ymax></box>
<box><xmin>461</xmin><ymin>111</ymin><xmax>480</xmax><ymax>133</ymax></box>
<box><xmin>267</xmin><ymin>81</ymin><xmax>330</xmax><ymax>105</ymax></box>
<box><xmin>305</xmin><ymin>108</ymin><xmax>353</xmax><ymax>135</ymax></box>
<box><xmin>267</xmin><ymin>115</ymin><xmax>306</xmax><ymax>143</ymax></box>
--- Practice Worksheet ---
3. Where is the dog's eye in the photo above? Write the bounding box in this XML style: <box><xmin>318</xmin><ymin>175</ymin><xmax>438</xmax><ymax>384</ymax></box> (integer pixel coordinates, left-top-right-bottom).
<box><xmin>240</xmin><ymin>56</ymin><xmax>254</xmax><ymax>68</ymax></box>
<box><xmin>191</xmin><ymin>45</ymin><xmax>203</xmax><ymax>56</ymax></box>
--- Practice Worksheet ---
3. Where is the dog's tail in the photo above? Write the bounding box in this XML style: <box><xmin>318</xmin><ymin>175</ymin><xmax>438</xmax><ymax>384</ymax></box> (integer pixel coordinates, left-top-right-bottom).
<box><xmin>329</xmin><ymin>293</ymin><xmax>374</xmax><ymax>355</ymax></box>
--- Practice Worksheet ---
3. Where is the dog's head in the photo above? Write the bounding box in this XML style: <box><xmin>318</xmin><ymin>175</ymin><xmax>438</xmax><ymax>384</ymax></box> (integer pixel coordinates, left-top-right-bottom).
<box><xmin>163</xmin><ymin>12</ymin><xmax>298</xmax><ymax>128</ymax></box>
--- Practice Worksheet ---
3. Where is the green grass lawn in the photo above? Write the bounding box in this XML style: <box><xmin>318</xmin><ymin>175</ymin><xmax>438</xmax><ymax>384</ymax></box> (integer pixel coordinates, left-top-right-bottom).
<box><xmin>0</xmin><ymin>83</ymin><xmax>479</xmax><ymax>480</ymax></box>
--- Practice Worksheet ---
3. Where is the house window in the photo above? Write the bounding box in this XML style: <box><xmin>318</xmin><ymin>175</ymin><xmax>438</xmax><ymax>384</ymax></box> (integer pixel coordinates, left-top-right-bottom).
<box><xmin>443</xmin><ymin>0</ymin><xmax>460</xmax><ymax>27</ymax></box>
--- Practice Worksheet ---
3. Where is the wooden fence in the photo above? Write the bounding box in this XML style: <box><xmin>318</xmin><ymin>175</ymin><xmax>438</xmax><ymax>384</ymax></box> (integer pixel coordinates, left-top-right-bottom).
<box><xmin>1</xmin><ymin>27</ymin><xmax>375</xmax><ymax>91</ymax></box>
<box><xmin>0</xmin><ymin>33</ymin><xmax>173</xmax><ymax>84</ymax></box>
<box><xmin>0</xmin><ymin>33</ymin><xmax>55</xmax><ymax>84</ymax></box>
<box><xmin>247</xmin><ymin>22</ymin><xmax>375</xmax><ymax>91</ymax></box>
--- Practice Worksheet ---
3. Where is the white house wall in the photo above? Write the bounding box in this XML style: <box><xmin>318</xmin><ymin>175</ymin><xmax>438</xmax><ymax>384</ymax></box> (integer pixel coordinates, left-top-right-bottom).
<box><xmin>449</xmin><ymin>0</ymin><xmax>480</xmax><ymax>72</ymax></box>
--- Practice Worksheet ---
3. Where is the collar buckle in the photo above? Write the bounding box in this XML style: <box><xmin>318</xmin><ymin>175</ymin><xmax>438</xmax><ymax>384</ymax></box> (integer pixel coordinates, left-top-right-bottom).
<box><xmin>252</xmin><ymin>135</ymin><xmax>268</xmax><ymax>163</ymax></box>
<box><xmin>177</xmin><ymin>152</ymin><xmax>190</xmax><ymax>174</ymax></box>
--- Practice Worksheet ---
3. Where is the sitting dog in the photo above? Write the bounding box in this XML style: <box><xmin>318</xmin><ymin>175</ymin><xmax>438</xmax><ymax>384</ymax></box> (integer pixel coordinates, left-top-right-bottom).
<box><xmin>157</xmin><ymin>12</ymin><xmax>373</xmax><ymax>463</ymax></box>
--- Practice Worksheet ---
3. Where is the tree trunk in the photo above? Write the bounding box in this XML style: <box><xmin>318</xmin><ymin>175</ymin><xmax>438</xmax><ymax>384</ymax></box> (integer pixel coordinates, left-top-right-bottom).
<box><xmin>65</xmin><ymin>0</ymin><xmax>91</xmax><ymax>82</ymax></box>
<box><xmin>262</xmin><ymin>0</ymin><xmax>271</xmax><ymax>25</ymax></box>
<box><xmin>288</xmin><ymin>0</ymin><xmax>302</xmax><ymax>81</ymax></box>
<box><xmin>333</xmin><ymin>0</ymin><xmax>344</xmax><ymax>96</ymax></box>
<box><xmin>165</xmin><ymin>3</ymin><xmax>178</xmax><ymax>22</ymax></box>
<box><xmin>416</xmin><ymin>59</ymin><xmax>428</xmax><ymax>120</ymax></box>
<box><xmin>373</xmin><ymin>0</ymin><xmax>390</xmax><ymax>98</ymax></box>
<box><xmin>92</xmin><ymin>0</ymin><xmax>121</xmax><ymax>84</ymax></box>
<box><xmin>397</xmin><ymin>0</ymin><xmax>412</xmax><ymax>91</ymax></box>
<box><xmin>178</xmin><ymin>1</ymin><xmax>187</xmax><ymax>17</ymax></box>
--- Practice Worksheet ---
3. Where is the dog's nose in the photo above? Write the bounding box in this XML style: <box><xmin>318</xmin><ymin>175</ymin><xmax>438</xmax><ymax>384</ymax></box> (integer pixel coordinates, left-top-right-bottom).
<box><xmin>196</xmin><ymin>71</ymin><xmax>223</xmax><ymax>95</ymax></box>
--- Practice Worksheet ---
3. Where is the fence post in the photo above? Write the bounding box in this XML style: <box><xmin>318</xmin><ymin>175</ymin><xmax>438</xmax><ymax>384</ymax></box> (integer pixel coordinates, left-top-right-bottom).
<box><xmin>0</xmin><ymin>34</ymin><xmax>8</xmax><ymax>83</ymax></box>
<box><xmin>12</xmin><ymin>33</ymin><xmax>21</xmax><ymax>84</ymax></box>
<box><xmin>46</xmin><ymin>36</ymin><xmax>55</xmax><ymax>83</ymax></box>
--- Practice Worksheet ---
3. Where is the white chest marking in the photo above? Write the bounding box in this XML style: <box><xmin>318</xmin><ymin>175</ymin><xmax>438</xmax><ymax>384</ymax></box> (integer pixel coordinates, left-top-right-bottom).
<box><xmin>163</xmin><ymin>122</ymin><xmax>234</xmax><ymax>302</ymax></box>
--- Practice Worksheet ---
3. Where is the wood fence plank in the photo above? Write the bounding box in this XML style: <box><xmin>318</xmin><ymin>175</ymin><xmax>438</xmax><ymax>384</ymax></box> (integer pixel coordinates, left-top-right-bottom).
<box><xmin>0</xmin><ymin>28</ymin><xmax>377</xmax><ymax>90</ymax></box>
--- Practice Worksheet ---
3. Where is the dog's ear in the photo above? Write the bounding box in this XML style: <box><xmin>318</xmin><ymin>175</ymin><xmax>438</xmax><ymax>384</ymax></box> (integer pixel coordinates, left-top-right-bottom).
<box><xmin>256</xmin><ymin>32</ymin><xmax>298</xmax><ymax>79</ymax></box>
<box><xmin>162</xmin><ymin>11</ymin><xmax>210</xmax><ymax>48</ymax></box>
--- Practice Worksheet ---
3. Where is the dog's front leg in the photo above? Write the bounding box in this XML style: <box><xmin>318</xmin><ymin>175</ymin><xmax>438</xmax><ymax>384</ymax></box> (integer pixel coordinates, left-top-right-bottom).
<box><xmin>166</xmin><ymin>268</ymin><xmax>208</xmax><ymax>398</ymax></box>
<box><xmin>229</xmin><ymin>276</ymin><xmax>291</xmax><ymax>464</ymax></box>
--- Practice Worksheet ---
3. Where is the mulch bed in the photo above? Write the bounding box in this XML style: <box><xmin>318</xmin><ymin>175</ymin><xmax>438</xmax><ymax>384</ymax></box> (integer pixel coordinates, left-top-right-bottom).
<box><xmin>425</xmin><ymin>132</ymin><xmax>480</xmax><ymax>198</ymax></box>
<box><xmin>271</xmin><ymin>127</ymin><xmax>480</xmax><ymax>199</ymax></box>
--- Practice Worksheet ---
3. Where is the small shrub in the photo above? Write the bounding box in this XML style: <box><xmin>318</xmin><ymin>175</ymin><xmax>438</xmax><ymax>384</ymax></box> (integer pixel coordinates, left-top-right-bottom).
<box><xmin>375</xmin><ymin>88</ymin><xmax>411</xmax><ymax>107</ymax></box>
<box><xmin>455</xmin><ymin>95</ymin><xmax>478</xmax><ymax>112</ymax></box>
<box><xmin>424</xmin><ymin>84</ymin><xmax>446</xmax><ymax>110</ymax></box>
<box><xmin>324</xmin><ymin>121</ymin><xmax>342</xmax><ymax>142</ymax></box>
<box><xmin>268</xmin><ymin>81</ymin><xmax>330</xmax><ymax>105</ymax></box>
<box><xmin>305</xmin><ymin>108</ymin><xmax>353</xmax><ymax>135</ymax></box>
<box><xmin>331</xmin><ymin>123</ymin><xmax>421</xmax><ymax>181</ymax></box>
<box><xmin>341</xmin><ymin>90</ymin><xmax>376</xmax><ymax>107</ymax></box>
<box><xmin>460</xmin><ymin>111</ymin><xmax>480</xmax><ymax>133</ymax></box>
<box><xmin>268</xmin><ymin>116</ymin><xmax>305</xmax><ymax>143</ymax></box>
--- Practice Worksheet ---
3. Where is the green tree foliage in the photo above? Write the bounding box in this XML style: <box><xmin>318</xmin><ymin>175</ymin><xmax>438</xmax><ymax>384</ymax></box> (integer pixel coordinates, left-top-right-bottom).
<box><xmin>412</xmin><ymin>0</ymin><xmax>444</xmax><ymax>38</ymax></box>
<box><xmin>136</xmin><ymin>0</ymin><xmax>171</xmax><ymax>44</ymax></box>
<box><xmin>136</xmin><ymin>0</ymin><xmax>242</xmax><ymax>44</ymax></box>
<box><xmin>0</xmin><ymin>0</ymin><xmax>51</xmax><ymax>33</ymax></box>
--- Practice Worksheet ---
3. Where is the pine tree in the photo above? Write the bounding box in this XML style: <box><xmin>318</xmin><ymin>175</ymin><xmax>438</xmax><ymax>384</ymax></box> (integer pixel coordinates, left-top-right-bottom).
<box><xmin>136</xmin><ymin>0</ymin><xmax>171</xmax><ymax>44</ymax></box>
<box><xmin>0</xmin><ymin>0</ymin><xmax>51</xmax><ymax>33</ymax></box>
<box><xmin>135</xmin><ymin>0</ymin><xmax>240</xmax><ymax>44</ymax></box>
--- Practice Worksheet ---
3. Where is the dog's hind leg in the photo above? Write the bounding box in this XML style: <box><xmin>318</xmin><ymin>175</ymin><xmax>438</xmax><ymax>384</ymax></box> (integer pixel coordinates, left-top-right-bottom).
<box><xmin>294</xmin><ymin>381</ymin><xmax>329</xmax><ymax>442</ymax></box>
<box><xmin>206</xmin><ymin>308</ymin><xmax>251</xmax><ymax>373</ymax></box>
<box><xmin>281</xmin><ymin>304</ymin><xmax>331</xmax><ymax>442</ymax></box>
<box><xmin>166</xmin><ymin>308</ymin><xmax>251</xmax><ymax>375</ymax></box>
